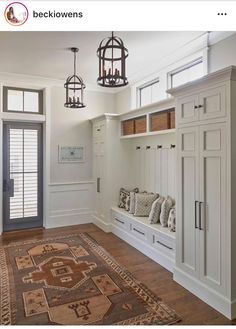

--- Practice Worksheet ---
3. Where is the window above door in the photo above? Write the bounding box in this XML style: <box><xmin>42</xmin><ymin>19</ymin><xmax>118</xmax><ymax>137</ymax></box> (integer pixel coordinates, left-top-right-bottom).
<box><xmin>3</xmin><ymin>87</ymin><xmax>43</xmax><ymax>114</ymax></box>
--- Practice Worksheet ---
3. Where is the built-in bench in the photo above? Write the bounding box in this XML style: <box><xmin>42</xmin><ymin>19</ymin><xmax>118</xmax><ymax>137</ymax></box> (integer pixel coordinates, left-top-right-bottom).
<box><xmin>110</xmin><ymin>206</ymin><xmax>175</xmax><ymax>272</ymax></box>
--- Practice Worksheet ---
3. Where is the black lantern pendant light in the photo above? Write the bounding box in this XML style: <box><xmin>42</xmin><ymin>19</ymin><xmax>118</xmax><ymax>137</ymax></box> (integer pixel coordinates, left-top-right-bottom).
<box><xmin>97</xmin><ymin>32</ymin><xmax>129</xmax><ymax>87</ymax></box>
<box><xmin>64</xmin><ymin>47</ymin><xmax>86</xmax><ymax>108</ymax></box>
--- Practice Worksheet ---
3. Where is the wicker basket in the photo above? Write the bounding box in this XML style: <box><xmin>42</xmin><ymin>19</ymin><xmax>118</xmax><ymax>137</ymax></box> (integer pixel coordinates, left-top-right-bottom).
<box><xmin>151</xmin><ymin>112</ymin><xmax>170</xmax><ymax>131</ymax></box>
<box><xmin>122</xmin><ymin>120</ymin><xmax>135</xmax><ymax>135</ymax></box>
<box><xmin>135</xmin><ymin>116</ymin><xmax>146</xmax><ymax>134</ymax></box>
<box><xmin>170</xmin><ymin>110</ymin><xmax>175</xmax><ymax>129</ymax></box>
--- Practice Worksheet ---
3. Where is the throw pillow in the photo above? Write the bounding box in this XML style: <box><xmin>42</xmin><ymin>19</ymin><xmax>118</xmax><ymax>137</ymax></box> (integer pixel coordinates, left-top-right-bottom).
<box><xmin>134</xmin><ymin>193</ymin><xmax>158</xmax><ymax>217</ymax></box>
<box><xmin>118</xmin><ymin>187</ymin><xmax>139</xmax><ymax>209</ymax></box>
<box><xmin>160</xmin><ymin>196</ymin><xmax>174</xmax><ymax>227</ymax></box>
<box><xmin>129</xmin><ymin>191</ymin><xmax>136</xmax><ymax>214</ymax></box>
<box><xmin>168</xmin><ymin>207</ymin><xmax>176</xmax><ymax>232</ymax></box>
<box><xmin>125</xmin><ymin>195</ymin><xmax>131</xmax><ymax>211</ymax></box>
<box><xmin>148</xmin><ymin>196</ymin><xmax>165</xmax><ymax>224</ymax></box>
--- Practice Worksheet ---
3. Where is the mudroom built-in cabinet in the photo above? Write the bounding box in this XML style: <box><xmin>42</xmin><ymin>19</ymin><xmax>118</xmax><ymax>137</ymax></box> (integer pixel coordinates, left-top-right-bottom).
<box><xmin>90</xmin><ymin>66</ymin><xmax>236</xmax><ymax>320</ymax></box>
<box><xmin>168</xmin><ymin>66</ymin><xmax>236</xmax><ymax>320</ymax></box>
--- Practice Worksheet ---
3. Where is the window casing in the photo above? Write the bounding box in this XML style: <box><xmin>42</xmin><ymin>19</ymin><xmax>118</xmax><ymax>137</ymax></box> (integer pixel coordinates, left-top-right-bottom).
<box><xmin>137</xmin><ymin>78</ymin><xmax>160</xmax><ymax>108</ymax></box>
<box><xmin>3</xmin><ymin>87</ymin><xmax>43</xmax><ymax>114</ymax></box>
<box><xmin>169</xmin><ymin>58</ymin><xmax>204</xmax><ymax>89</ymax></box>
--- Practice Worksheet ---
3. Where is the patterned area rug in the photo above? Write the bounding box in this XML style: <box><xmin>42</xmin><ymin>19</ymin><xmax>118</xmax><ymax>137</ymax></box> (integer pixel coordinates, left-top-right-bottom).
<box><xmin>0</xmin><ymin>233</ymin><xmax>180</xmax><ymax>325</ymax></box>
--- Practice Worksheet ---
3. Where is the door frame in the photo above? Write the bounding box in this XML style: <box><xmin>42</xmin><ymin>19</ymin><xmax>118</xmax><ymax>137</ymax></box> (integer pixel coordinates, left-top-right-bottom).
<box><xmin>2</xmin><ymin>121</ymin><xmax>43</xmax><ymax>232</ymax></box>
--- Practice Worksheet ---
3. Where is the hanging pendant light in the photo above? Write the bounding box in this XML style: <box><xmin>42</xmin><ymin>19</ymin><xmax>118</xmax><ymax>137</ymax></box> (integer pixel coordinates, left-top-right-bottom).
<box><xmin>64</xmin><ymin>47</ymin><xmax>86</xmax><ymax>108</ymax></box>
<box><xmin>97</xmin><ymin>32</ymin><xmax>129</xmax><ymax>88</ymax></box>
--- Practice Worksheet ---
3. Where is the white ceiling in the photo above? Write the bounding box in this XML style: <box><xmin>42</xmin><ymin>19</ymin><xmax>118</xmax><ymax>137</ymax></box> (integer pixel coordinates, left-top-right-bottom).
<box><xmin>0</xmin><ymin>31</ymin><xmax>210</xmax><ymax>86</ymax></box>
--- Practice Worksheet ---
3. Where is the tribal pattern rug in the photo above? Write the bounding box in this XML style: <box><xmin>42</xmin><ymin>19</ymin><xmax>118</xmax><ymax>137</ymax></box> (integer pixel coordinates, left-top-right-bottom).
<box><xmin>0</xmin><ymin>232</ymin><xmax>180</xmax><ymax>325</ymax></box>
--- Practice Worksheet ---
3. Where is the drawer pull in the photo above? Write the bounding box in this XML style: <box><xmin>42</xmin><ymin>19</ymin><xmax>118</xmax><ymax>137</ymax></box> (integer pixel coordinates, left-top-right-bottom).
<box><xmin>115</xmin><ymin>217</ymin><xmax>125</xmax><ymax>225</ymax></box>
<box><xmin>133</xmin><ymin>227</ymin><xmax>145</xmax><ymax>235</ymax></box>
<box><xmin>156</xmin><ymin>240</ymin><xmax>173</xmax><ymax>250</ymax></box>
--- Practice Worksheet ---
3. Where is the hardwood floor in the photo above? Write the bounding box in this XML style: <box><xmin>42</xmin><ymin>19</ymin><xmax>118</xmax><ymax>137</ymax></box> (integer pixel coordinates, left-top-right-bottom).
<box><xmin>1</xmin><ymin>224</ymin><xmax>235</xmax><ymax>325</ymax></box>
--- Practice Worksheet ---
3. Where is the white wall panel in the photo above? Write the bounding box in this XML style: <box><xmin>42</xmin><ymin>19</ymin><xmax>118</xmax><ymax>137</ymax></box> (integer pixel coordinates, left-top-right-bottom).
<box><xmin>47</xmin><ymin>181</ymin><xmax>94</xmax><ymax>228</ymax></box>
<box><xmin>131</xmin><ymin>138</ymin><xmax>176</xmax><ymax>199</ymax></box>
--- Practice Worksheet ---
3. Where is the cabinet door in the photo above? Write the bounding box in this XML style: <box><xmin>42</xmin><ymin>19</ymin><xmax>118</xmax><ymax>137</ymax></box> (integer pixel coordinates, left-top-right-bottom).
<box><xmin>199</xmin><ymin>123</ymin><xmax>227</xmax><ymax>294</ymax></box>
<box><xmin>176</xmin><ymin>126</ymin><xmax>200</xmax><ymax>278</ymax></box>
<box><xmin>199</xmin><ymin>86</ymin><xmax>226</xmax><ymax>121</ymax></box>
<box><xmin>176</xmin><ymin>94</ymin><xmax>199</xmax><ymax>125</ymax></box>
<box><xmin>93</xmin><ymin>122</ymin><xmax>106</xmax><ymax>140</ymax></box>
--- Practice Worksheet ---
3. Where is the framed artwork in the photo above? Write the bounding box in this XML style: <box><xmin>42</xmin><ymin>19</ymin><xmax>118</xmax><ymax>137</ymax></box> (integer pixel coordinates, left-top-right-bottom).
<box><xmin>58</xmin><ymin>145</ymin><xmax>85</xmax><ymax>163</ymax></box>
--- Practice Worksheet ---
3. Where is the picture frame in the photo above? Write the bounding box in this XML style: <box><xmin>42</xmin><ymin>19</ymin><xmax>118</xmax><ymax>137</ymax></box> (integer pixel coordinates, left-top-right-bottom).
<box><xmin>58</xmin><ymin>145</ymin><xmax>85</xmax><ymax>163</ymax></box>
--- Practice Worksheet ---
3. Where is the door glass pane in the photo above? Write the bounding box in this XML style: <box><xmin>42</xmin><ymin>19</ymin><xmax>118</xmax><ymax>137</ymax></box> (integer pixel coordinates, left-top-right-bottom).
<box><xmin>10</xmin><ymin>173</ymin><xmax>23</xmax><ymax>219</ymax></box>
<box><xmin>8</xmin><ymin>90</ymin><xmax>23</xmax><ymax>112</ymax></box>
<box><xmin>24</xmin><ymin>92</ymin><xmax>39</xmax><ymax>113</ymax></box>
<box><xmin>24</xmin><ymin>130</ymin><xmax>38</xmax><ymax>172</ymax></box>
<box><xmin>24</xmin><ymin>173</ymin><xmax>38</xmax><ymax>218</ymax></box>
<box><xmin>10</xmin><ymin>129</ymin><xmax>23</xmax><ymax>172</ymax></box>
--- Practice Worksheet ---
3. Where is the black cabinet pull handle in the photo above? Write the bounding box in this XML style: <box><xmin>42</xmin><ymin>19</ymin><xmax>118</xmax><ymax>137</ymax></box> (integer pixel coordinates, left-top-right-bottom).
<box><xmin>156</xmin><ymin>240</ymin><xmax>173</xmax><ymax>250</ymax></box>
<box><xmin>115</xmin><ymin>217</ymin><xmax>124</xmax><ymax>225</ymax></box>
<box><xmin>97</xmin><ymin>177</ymin><xmax>100</xmax><ymax>193</ymax></box>
<box><xmin>195</xmin><ymin>201</ymin><xmax>199</xmax><ymax>229</ymax></box>
<box><xmin>199</xmin><ymin>202</ymin><xmax>204</xmax><ymax>230</ymax></box>
<box><xmin>133</xmin><ymin>227</ymin><xmax>145</xmax><ymax>235</ymax></box>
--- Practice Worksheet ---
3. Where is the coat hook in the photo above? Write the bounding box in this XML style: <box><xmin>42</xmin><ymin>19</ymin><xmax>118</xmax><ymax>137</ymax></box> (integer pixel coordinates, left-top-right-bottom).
<box><xmin>170</xmin><ymin>144</ymin><xmax>176</xmax><ymax>149</ymax></box>
<box><xmin>136</xmin><ymin>146</ymin><xmax>141</xmax><ymax>150</ymax></box>
<box><xmin>146</xmin><ymin>146</ymin><xmax>151</xmax><ymax>149</ymax></box>
<box><xmin>157</xmin><ymin>145</ymin><xmax>162</xmax><ymax>149</ymax></box>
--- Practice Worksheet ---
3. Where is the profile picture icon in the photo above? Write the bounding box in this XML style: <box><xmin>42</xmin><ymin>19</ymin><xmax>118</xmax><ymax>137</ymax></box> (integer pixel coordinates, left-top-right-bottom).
<box><xmin>5</xmin><ymin>2</ymin><xmax>28</xmax><ymax>26</ymax></box>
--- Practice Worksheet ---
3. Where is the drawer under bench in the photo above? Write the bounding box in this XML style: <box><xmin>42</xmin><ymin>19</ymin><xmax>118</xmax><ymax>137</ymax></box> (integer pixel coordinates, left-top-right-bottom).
<box><xmin>111</xmin><ymin>207</ymin><xmax>176</xmax><ymax>273</ymax></box>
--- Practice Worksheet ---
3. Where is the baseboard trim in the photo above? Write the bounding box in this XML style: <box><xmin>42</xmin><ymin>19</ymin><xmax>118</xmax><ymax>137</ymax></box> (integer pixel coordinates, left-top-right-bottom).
<box><xmin>174</xmin><ymin>267</ymin><xmax>233</xmax><ymax>319</ymax></box>
<box><xmin>92</xmin><ymin>215</ymin><xmax>111</xmax><ymax>233</ymax></box>
<box><xmin>232</xmin><ymin>299</ymin><xmax>236</xmax><ymax>320</ymax></box>
<box><xmin>111</xmin><ymin>224</ymin><xmax>174</xmax><ymax>273</ymax></box>
<box><xmin>46</xmin><ymin>211</ymin><xmax>93</xmax><ymax>229</ymax></box>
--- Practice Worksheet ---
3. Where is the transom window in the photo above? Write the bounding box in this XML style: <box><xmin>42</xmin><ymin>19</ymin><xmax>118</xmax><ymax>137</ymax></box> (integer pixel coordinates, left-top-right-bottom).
<box><xmin>137</xmin><ymin>78</ymin><xmax>161</xmax><ymax>108</ymax></box>
<box><xmin>3</xmin><ymin>87</ymin><xmax>43</xmax><ymax>114</ymax></box>
<box><xmin>169</xmin><ymin>58</ymin><xmax>204</xmax><ymax>89</ymax></box>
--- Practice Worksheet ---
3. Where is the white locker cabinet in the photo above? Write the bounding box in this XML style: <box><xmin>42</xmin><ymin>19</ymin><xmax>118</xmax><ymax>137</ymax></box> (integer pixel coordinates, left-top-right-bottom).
<box><xmin>168</xmin><ymin>66</ymin><xmax>236</xmax><ymax>320</ymax></box>
<box><xmin>177</xmin><ymin>124</ymin><xmax>226</xmax><ymax>293</ymax></box>
<box><xmin>177</xmin><ymin>85</ymin><xmax>226</xmax><ymax>125</ymax></box>
<box><xmin>91</xmin><ymin>114</ymin><xmax>126</xmax><ymax>232</ymax></box>
<box><xmin>176</xmin><ymin>126</ymin><xmax>200</xmax><ymax>279</ymax></box>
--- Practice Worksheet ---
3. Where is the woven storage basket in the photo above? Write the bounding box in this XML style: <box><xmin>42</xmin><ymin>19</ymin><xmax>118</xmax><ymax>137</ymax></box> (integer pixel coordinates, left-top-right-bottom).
<box><xmin>170</xmin><ymin>110</ymin><xmax>175</xmax><ymax>129</ymax></box>
<box><xmin>122</xmin><ymin>120</ymin><xmax>135</xmax><ymax>135</ymax></box>
<box><xmin>151</xmin><ymin>112</ymin><xmax>170</xmax><ymax>131</ymax></box>
<box><xmin>134</xmin><ymin>116</ymin><xmax>146</xmax><ymax>134</ymax></box>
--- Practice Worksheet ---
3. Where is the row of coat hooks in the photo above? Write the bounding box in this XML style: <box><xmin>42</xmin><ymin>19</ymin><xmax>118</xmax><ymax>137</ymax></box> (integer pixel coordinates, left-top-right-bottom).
<box><xmin>136</xmin><ymin>144</ymin><xmax>176</xmax><ymax>150</ymax></box>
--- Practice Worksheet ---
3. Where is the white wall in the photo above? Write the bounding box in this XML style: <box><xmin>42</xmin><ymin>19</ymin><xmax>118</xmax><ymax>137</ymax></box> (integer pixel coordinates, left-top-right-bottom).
<box><xmin>209</xmin><ymin>33</ymin><xmax>236</xmax><ymax>73</ymax></box>
<box><xmin>50</xmin><ymin>86</ymin><xmax>115</xmax><ymax>183</ymax></box>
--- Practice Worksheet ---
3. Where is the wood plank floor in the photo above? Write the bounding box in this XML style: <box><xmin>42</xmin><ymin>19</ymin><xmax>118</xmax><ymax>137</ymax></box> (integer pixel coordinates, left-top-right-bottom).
<box><xmin>1</xmin><ymin>224</ymin><xmax>235</xmax><ymax>325</ymax></box>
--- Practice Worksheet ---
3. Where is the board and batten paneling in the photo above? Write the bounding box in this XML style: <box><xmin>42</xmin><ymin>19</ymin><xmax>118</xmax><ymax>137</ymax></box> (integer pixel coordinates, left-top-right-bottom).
<box><xmin>47</xmin><ymin>181</ymin><xmax>94</xmax><ymax>228</ymax></box>
<box><xmin>130</xmin><ymin>134</ymin><xmax>176</xmax><ymax>199</ymax></box>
